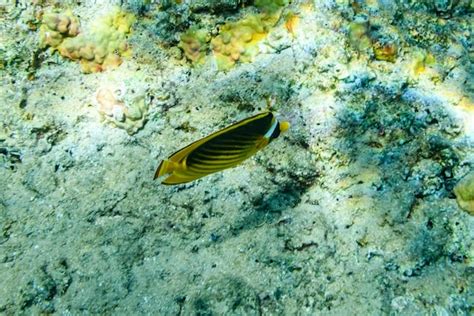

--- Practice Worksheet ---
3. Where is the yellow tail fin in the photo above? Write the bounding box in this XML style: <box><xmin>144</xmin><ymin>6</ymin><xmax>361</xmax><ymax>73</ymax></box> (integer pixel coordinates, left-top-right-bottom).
<box><xmin>154</xmin><ymin>159</ymin><xmax>178</xmax><ymax>180</ymax></box>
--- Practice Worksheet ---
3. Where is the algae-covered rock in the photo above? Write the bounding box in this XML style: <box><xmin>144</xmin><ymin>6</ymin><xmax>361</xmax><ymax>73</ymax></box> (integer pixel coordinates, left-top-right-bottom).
<box><xmin>183</xmin><ymin>275</ymin><xmax>259</xmax><ymax>315</ymax></box>
<box><xmin>421</xmin><ymin>0</ymin><xmax>474</xmax><ymax>14</ymax></box>
<box><xmin>255</xmin><ymin>0</ymin><xmax>290</xmax><ymax>13</ymax></box>
<box><xmin>190</xmin><ymin>0</ymin><xmax>242</xmax><ymax>12</ymax></box>
<box><xmin>454</xmin><ymin>171</ymin><xmax>474</xmax><ymax>215</ymax></box>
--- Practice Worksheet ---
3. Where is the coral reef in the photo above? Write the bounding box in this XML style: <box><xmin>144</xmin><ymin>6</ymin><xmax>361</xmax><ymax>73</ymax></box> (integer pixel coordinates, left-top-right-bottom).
<box><xmin>211</xmin><ymin>14</ymin><xmax>270</xmax><ymax>70</ymax></box>
<box><xmin>40</xmin><ymin>8</ymin><xmax>135</xmax><ymax>73</ymax></box>
<box><xmin>39</xmin><ymin>11</ymin><xmax>80</xmax><ymax>48</ymax></box>
<box><xmin>207</xmin><ymin>0</ymin><xmax>290</xmax><ymax>70</ymax></box>
<box><xmin>173</xmin><ymin>0</ymin><xmax>291</xmax><ymax>70</ymax></box>
<box><xmin>178</xmin><ymin>27</ymin><xmax>210</xmax><ymax>64</ymax></box>
<box><xmin>94</xmin><ymin>85</ymin><xmax>148</xmax><ymax>135</ymax></box>
<box><xmin>454</xmin><ymin>171</ymin><xmax>474</xmax><ymax>215</ymax></box>
<box><xmin>1</xmin><ymin>0</ymin><xmax>473</xmax><ymax>315</ymax></box>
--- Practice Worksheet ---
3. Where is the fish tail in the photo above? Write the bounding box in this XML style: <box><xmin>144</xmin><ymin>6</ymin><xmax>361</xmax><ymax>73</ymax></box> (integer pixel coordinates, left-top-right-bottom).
<box><xmin>154</xmin><ymin>159</ymin><xmax>177</xmax><ymax>180</ymax></box>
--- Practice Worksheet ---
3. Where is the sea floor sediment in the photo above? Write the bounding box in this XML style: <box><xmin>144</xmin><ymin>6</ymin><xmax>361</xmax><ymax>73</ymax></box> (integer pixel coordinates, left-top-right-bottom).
<box><xmin>0</xmin><ymin>1</ymin><xmax>473</xmax><ymax>314</ymax></box>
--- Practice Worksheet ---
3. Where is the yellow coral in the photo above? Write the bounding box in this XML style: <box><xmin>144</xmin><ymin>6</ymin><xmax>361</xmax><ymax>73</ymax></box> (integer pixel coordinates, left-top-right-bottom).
<box><xmin>176</xmin><ymin>0</ymin><xmax>289</xmax><ymax>70</ymax></box>
<box><xmin>411</xmin><ymin>51</ymin><xmax>436</xmax><ymax>76</ymax></box>
<box><xmin>178</xmin><ymin>27</ymin><xmax>210</xmax><ymax>64</ymax></box>
<box><xmin>40</xmin><ymin>8</ymin><xmax>135</xmax><ymax>73</ymax></box>
<box><xmin>39</xmin><ymin>10</ymin><xmax>80</xmax><ymax>48</ymax></box>
<box><xmin>408</xmin><ymin>50</ymin><xmax>441</xmax><ymax>83</ymax></box>
<box><xmin>454</xmin><ymin>171</ymin><xmax>474</xmax><ymax>215</ymax></box>
<box><xmin>211</xmin><ymin>15</ymin><xmax>270</xmax><ymax>70</ymax></box>
<box><xmin>348</xmin><ymin>22</ymin><xmax>372</xmax><ymax>52</ymax></box>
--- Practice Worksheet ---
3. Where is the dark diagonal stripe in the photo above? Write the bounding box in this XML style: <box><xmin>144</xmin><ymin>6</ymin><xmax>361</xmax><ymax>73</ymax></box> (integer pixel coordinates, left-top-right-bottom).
<box><xmin>189</xmin><ymin>155</ymin><xmax>248</xmax><ymax>167</ymax></box>
<box><xmin>206</xmin><ymin>139</ymin><xmax>257</xmax><ymax>149</ymax></box>
<box><xmin>190</xmin><ymin>155</ymin><xmax>248</xmax><ymax>167</ymax></box>
<box><xmin>205</xmin><ymin>139</ymin><xmax>258</xmax><ymax>150</ymax></box>
<box><xmin>199</xmin><ymin>147</ymin><xmax>249</xmax><ymax>156</ymax></box>
<box><xmin>198</xmin><ymin>146</ymin><xmax>252</xmax><ymax>157</ymax></box>
<box><xmin>191</xmin><ymin>150</ymin><xmax>247</xmax><ymax>163</ymax></box>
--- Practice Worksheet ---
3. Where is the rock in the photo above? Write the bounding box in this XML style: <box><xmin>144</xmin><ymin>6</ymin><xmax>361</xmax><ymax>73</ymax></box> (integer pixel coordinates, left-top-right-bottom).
<box><xmin>190</xmin><ymin>0</ymin><xmax>242</xmax><ymax>12</ymax></box>
<box><xmin>183</xmin><ymin>275</ymin><xmax>259</xmax><ymax>315</ymax></box>
<box><xmin>94</xmin><ymin>84</ymin><xmax>149</xmax><ymax>135</ymax></box>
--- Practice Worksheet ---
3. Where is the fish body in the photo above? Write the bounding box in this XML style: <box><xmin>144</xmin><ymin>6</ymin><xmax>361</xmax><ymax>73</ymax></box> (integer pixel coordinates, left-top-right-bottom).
<box><xmin>155</xmin><ymin>112</ymin><xmax>290</xmax><ymax>185</ymax></box>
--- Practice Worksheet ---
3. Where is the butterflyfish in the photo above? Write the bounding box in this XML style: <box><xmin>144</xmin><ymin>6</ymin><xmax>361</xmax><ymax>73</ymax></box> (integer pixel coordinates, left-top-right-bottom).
<box><xmin>154</xmin><ymin>112</ymin><xmax>290</xmax><ymax>185</ymax></box>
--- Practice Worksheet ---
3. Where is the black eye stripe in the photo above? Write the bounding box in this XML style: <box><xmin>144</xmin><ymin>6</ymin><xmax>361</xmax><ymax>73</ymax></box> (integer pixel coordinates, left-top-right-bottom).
<box><xmin>270</xmin><ymin>123</ymin><xmax>281</xmax><ymax>140</ymax></box>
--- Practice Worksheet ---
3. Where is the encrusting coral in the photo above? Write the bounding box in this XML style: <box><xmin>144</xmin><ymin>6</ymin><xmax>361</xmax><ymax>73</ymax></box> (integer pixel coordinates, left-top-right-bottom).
<box><xmin>39</xmin><ymin>10</ymin><xmax>80</xmax><ymax>48</ymax></box>
<box><xmin>454</xmin><ymin>171</ymin><xmax>474</xmax><ymax>215</ymax></box>
<box><xmin>178</xmin><ymin>27</ymin><xmax>210</xmax><ymax>65</ymax></box>
<box><xmin>39</xmin><ymin>8</ymin><xmax>135</xmax><ymax>73</ymax></box>
<box><xmin>95</xmin><ymin>85</ymin><xmax>148</xmax><ymax>135</ymax></box>
<box><xmin>178</xmin><ymin>0</ymin><xmax>290</xmax><ymax>70</ymax></box>
<box><xmin>211</xmin><ymin>14</ymin><xmax>269</xmax><ymax>70</ymax></box>
<box><xmin>210</xmin><ymin>0</ymin><xmax>290</xmax><ymax>70</ymax></box>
